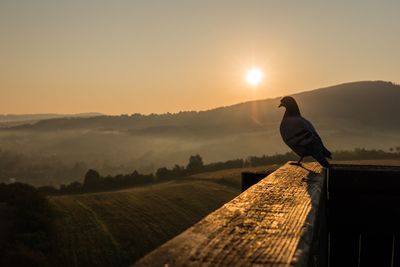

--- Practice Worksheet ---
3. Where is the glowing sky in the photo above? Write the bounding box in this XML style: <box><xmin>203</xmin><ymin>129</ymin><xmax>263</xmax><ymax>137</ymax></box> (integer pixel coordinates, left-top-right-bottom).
<box><xmin>1</xmin><ymin>1</ymin><xmax>400</xmax><ymax>114</ymax></box>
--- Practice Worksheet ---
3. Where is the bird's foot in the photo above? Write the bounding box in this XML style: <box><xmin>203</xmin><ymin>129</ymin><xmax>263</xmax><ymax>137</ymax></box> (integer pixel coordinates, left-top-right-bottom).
<box><xmin>302</xmin><ymin>173</ymin><xmax>320</xmax><ymax>182</ymax></box>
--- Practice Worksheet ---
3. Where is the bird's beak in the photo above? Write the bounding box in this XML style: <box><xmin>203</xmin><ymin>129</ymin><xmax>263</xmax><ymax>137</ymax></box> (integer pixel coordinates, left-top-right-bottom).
<box><xmin>278</xmin><ymin>103</ymin><xmax>283</xmax><ymax>108</ymax></box>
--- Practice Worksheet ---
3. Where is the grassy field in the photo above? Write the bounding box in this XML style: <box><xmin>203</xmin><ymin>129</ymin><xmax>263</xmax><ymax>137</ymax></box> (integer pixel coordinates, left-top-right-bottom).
<box><xmin>50</xmin><ymin>180</ymin><xmax>238</xmax><ymax>266</ymax></box>
<box><xmin>185</xmin><ymin>164</ymin><xmax>280</xmax><ymax>187</ymax></box>
<box><xmin>49</xmin><ymin>164</ymin><xmax>281</xmax><ymax>267</ymax></box>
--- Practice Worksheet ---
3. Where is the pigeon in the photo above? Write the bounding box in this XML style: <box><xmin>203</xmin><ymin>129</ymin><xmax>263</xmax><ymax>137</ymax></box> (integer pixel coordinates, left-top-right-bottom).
<box><xmin>279</xmin><ymin>96</ymin><xmax>332</xmax><ymax>168</ymax></box>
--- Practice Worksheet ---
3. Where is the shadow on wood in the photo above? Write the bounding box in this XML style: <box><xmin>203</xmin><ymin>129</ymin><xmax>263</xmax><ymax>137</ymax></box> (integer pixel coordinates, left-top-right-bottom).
<box><xmin>241</xmin><ymin>171</ymin><xmax>272</xmax><ymax>192</ymax></box>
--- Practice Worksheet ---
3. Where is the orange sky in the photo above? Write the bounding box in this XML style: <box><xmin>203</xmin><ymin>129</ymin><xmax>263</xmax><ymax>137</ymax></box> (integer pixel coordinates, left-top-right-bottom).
<box><xmin>1</xmin><ymin>1</ymin><xmax>400</xmax><ymax>114</ymax></box>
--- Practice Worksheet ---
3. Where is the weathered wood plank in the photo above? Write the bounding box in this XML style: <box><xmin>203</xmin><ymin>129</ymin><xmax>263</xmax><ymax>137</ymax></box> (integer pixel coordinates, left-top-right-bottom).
<box><xmin>133</xmin><ymin>162</ymin><xmax>325</xmax><ymax>267</ymax></box>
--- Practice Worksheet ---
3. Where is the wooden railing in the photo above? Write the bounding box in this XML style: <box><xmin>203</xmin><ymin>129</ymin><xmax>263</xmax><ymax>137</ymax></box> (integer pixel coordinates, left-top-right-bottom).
<box><xmin>133</xmin><ymin>162</ymin><xmax>400</xmax><ymax>267</ymax></box>
<box><xmin>134</xmin><ymin>162</ymin><xmax>326</xmax><ymax>267</ymax></box>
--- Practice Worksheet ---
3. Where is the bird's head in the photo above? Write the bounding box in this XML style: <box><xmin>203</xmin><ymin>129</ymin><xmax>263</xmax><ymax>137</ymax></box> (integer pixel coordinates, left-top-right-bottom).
<box><xmin>279</xmin><ymin>96</ymin><xmax>301</xmax><ymax>116</ymax></box>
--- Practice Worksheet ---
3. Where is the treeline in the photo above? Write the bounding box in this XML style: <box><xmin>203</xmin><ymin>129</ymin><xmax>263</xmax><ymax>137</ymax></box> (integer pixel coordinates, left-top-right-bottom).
<box><xmin>155</xmin><ymin>155</ymin><xmax>245</xmax><ymax>179</ymax></box>
<box><xmin>246</xmin><ymin>147</ymin><xmax>400</xmax><ymax>166</ymax></box>
<box><xmin>0</xmin><ymin>183</ymin><xmax>53</xmax><ymax>266</ymax></box>
<box><xmin>37</xmin><ymin>148</ymin><xmax>400</xmax><ymax>195</ymax></box>
<box><xmin>333</xmin><ymin>147</ymin><xmax>400</xmax><ymax>160</ymax></box>
<box><xmin>37</xmin><ymin>155</ymin><xmax>245</xmax><ymax>195</ymax></box>
<box><xmin>39</xmin><ymin>169</ymin><xmax>155</xmax><ymax>195</ymax></box>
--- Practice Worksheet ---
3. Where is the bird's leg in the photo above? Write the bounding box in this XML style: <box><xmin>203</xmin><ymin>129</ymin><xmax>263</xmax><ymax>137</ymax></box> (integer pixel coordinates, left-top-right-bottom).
<box><xmin>297</xmin><ymin>156</ymin><xmax>304</xmax><ymax>165</ymax></box>
<box><xmin>290</xmin><ymin>156</ymin><xmax>304</xmax><ymax>166</ymax></box>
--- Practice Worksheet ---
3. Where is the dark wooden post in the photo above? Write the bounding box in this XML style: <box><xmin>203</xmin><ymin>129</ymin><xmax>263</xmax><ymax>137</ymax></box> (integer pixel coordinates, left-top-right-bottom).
<box><xmin>327</xmin><ymin>164</ymin><xmax>400</xmax><ymax>267</ymax></box>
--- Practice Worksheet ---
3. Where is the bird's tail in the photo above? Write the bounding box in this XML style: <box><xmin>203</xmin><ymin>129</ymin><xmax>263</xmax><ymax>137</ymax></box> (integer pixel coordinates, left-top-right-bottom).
<box><xmin>316</xmin><ymin>156</ymin><xmax>330</xmax><ymax>168</ymax></box>
<box><xmin>312</xmin><ymin>148</ymin><xmax>331</xmax><ymax>168</ymax></box>
<box><xmin>322</xmin><ymin>145</ymin><xmax>332</xmax><ymax>159</ymax></box>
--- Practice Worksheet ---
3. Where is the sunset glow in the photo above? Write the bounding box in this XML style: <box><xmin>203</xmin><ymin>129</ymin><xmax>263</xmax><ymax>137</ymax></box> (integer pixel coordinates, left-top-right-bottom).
<box><xmin>246</xmin><ymin>68</ymin><xmax>263</xmax><ymax>87</ymax></box>
<box><xmin>1</xmin><ymin>1</ymin><xmax>400</xmax><ymax>114</ymax></box>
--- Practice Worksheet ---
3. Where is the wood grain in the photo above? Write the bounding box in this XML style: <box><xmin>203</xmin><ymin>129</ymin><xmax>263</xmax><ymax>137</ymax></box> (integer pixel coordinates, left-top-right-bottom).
<box><xmin>133</xmin><ymin>162</ymin><xmax>325</xmax><ymax>267</ymax></box>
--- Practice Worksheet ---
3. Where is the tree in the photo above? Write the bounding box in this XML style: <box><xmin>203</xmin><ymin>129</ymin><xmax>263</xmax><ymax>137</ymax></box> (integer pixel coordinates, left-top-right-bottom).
<box><xmin>186</xmin><ymin>155</ymin><xmax>204</xmax><ymax>174</ymax></box>
<box><xmin>83</xmin><ymin>169</ymin><xmax>102</xmax><ymax>189</ymax></box>
<box><xmin>0</xmin><ymin>182</ymin><xmax>52</xmax><ymax>267</ymax></box>
<box><xmin>156</xmin><ymin>167</ymin><xmax>173</xmax><ymax>180</ymax></box>
<box><xmin>66</xmin><ymin>181</ymin><xmax>82</xmax><ymax>192</ymax></box>
<box><xmin>37</xmin><ymin>185</ymin><xmax>58</xmax><ymax>195</ymax></box>
<box><xmin>172</xmin><ymin>164</ymin><xmax>186</xmax><ymax>177</ymax></box>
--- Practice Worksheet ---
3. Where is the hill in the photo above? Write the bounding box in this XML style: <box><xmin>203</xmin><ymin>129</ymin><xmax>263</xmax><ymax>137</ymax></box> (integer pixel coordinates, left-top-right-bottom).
<box><xmin>1</xmin><ymin>81</ymin><xmax>399</xmax><ymax>185</ymax></box>
<box><xmin>48</xmin><ymin>163</ymin><xmax>278</xmax><ymax>266</ymax></box>
<box><xmin>50</xmin><ymin>180</ymin><xmax>239</xmax><ymax>266</ymax></box>
<box><xmin>0</xmin><ymin>113</ymin><xmax>102</xmax><ymax>128</ymax></box>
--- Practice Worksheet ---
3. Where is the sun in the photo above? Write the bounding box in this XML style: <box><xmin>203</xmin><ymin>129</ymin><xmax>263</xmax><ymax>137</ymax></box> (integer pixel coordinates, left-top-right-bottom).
<box><xmin>246</xmin><ymin>67</ymin><xmax>263</xmax><ymax>86</ymax></box>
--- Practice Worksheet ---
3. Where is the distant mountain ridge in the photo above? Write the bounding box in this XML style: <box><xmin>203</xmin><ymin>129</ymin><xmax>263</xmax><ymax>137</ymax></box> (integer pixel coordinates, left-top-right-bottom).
<box><xmin>0</xmin><ymin>113</ymin><xmax>102</xmax><ymax>128</ymax></box>
<box><xmin>0</xmin><ymin>113</ymin><xmax>102</xmax><ymax>122</ymax></box>
<box><xmin>8</xmin><ymin>80</ymin><xmax>400</xmax><ymax>132</ymax></box>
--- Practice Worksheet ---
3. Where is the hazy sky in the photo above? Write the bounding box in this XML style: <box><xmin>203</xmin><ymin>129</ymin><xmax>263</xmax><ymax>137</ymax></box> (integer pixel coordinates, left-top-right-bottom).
<box><xmin>1</xmin><ymin>1</ymin><xmax>400</xmax><ymax>114</ymax></box>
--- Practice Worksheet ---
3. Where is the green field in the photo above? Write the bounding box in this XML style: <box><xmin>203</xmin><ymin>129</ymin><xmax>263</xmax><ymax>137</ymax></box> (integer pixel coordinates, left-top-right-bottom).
<box><xmin>49</xmin><ymin>164</ymin><xmax>280</xmax><ymax>267</ymax></box>
<box><xmin>50</xmin><ymin>181</ymin><xmax>235</xmax><ymax>266</ymax></box>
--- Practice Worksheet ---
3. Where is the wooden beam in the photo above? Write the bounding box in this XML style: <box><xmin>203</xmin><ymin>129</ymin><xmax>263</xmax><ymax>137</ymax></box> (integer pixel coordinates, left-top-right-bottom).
<box><xmin>133</xmin><ymin>162</ymin><xmax>325</xmax><ymax>267</ymax></box>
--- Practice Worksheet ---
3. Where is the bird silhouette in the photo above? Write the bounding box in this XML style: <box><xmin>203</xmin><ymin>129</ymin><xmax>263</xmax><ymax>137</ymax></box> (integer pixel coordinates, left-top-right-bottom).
<box><xmin>279</xmin><ymin>96</ymin><xmax>331</xmax><ymax>168</ymax></box>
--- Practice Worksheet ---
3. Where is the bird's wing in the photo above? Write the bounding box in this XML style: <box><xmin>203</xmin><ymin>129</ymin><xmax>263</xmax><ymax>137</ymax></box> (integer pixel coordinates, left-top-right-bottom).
<box><xmin>300</xmin><ymin>117</ymin><xmax>322</xmax><ymax>140</ymax></box>
<box><xmin>300</xmin><ymin>117</ymin><xmax>332</xmax><ymax>158</ymax></box>
<box><xmin>280</xmin><ymin>117</ymin><xmax>315</xmax><ymax>149</ymax></box>
<box><xmin>302</xmin><ymin>118</ymin><xmax>332</xmax><ymax>158</ymax></box>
